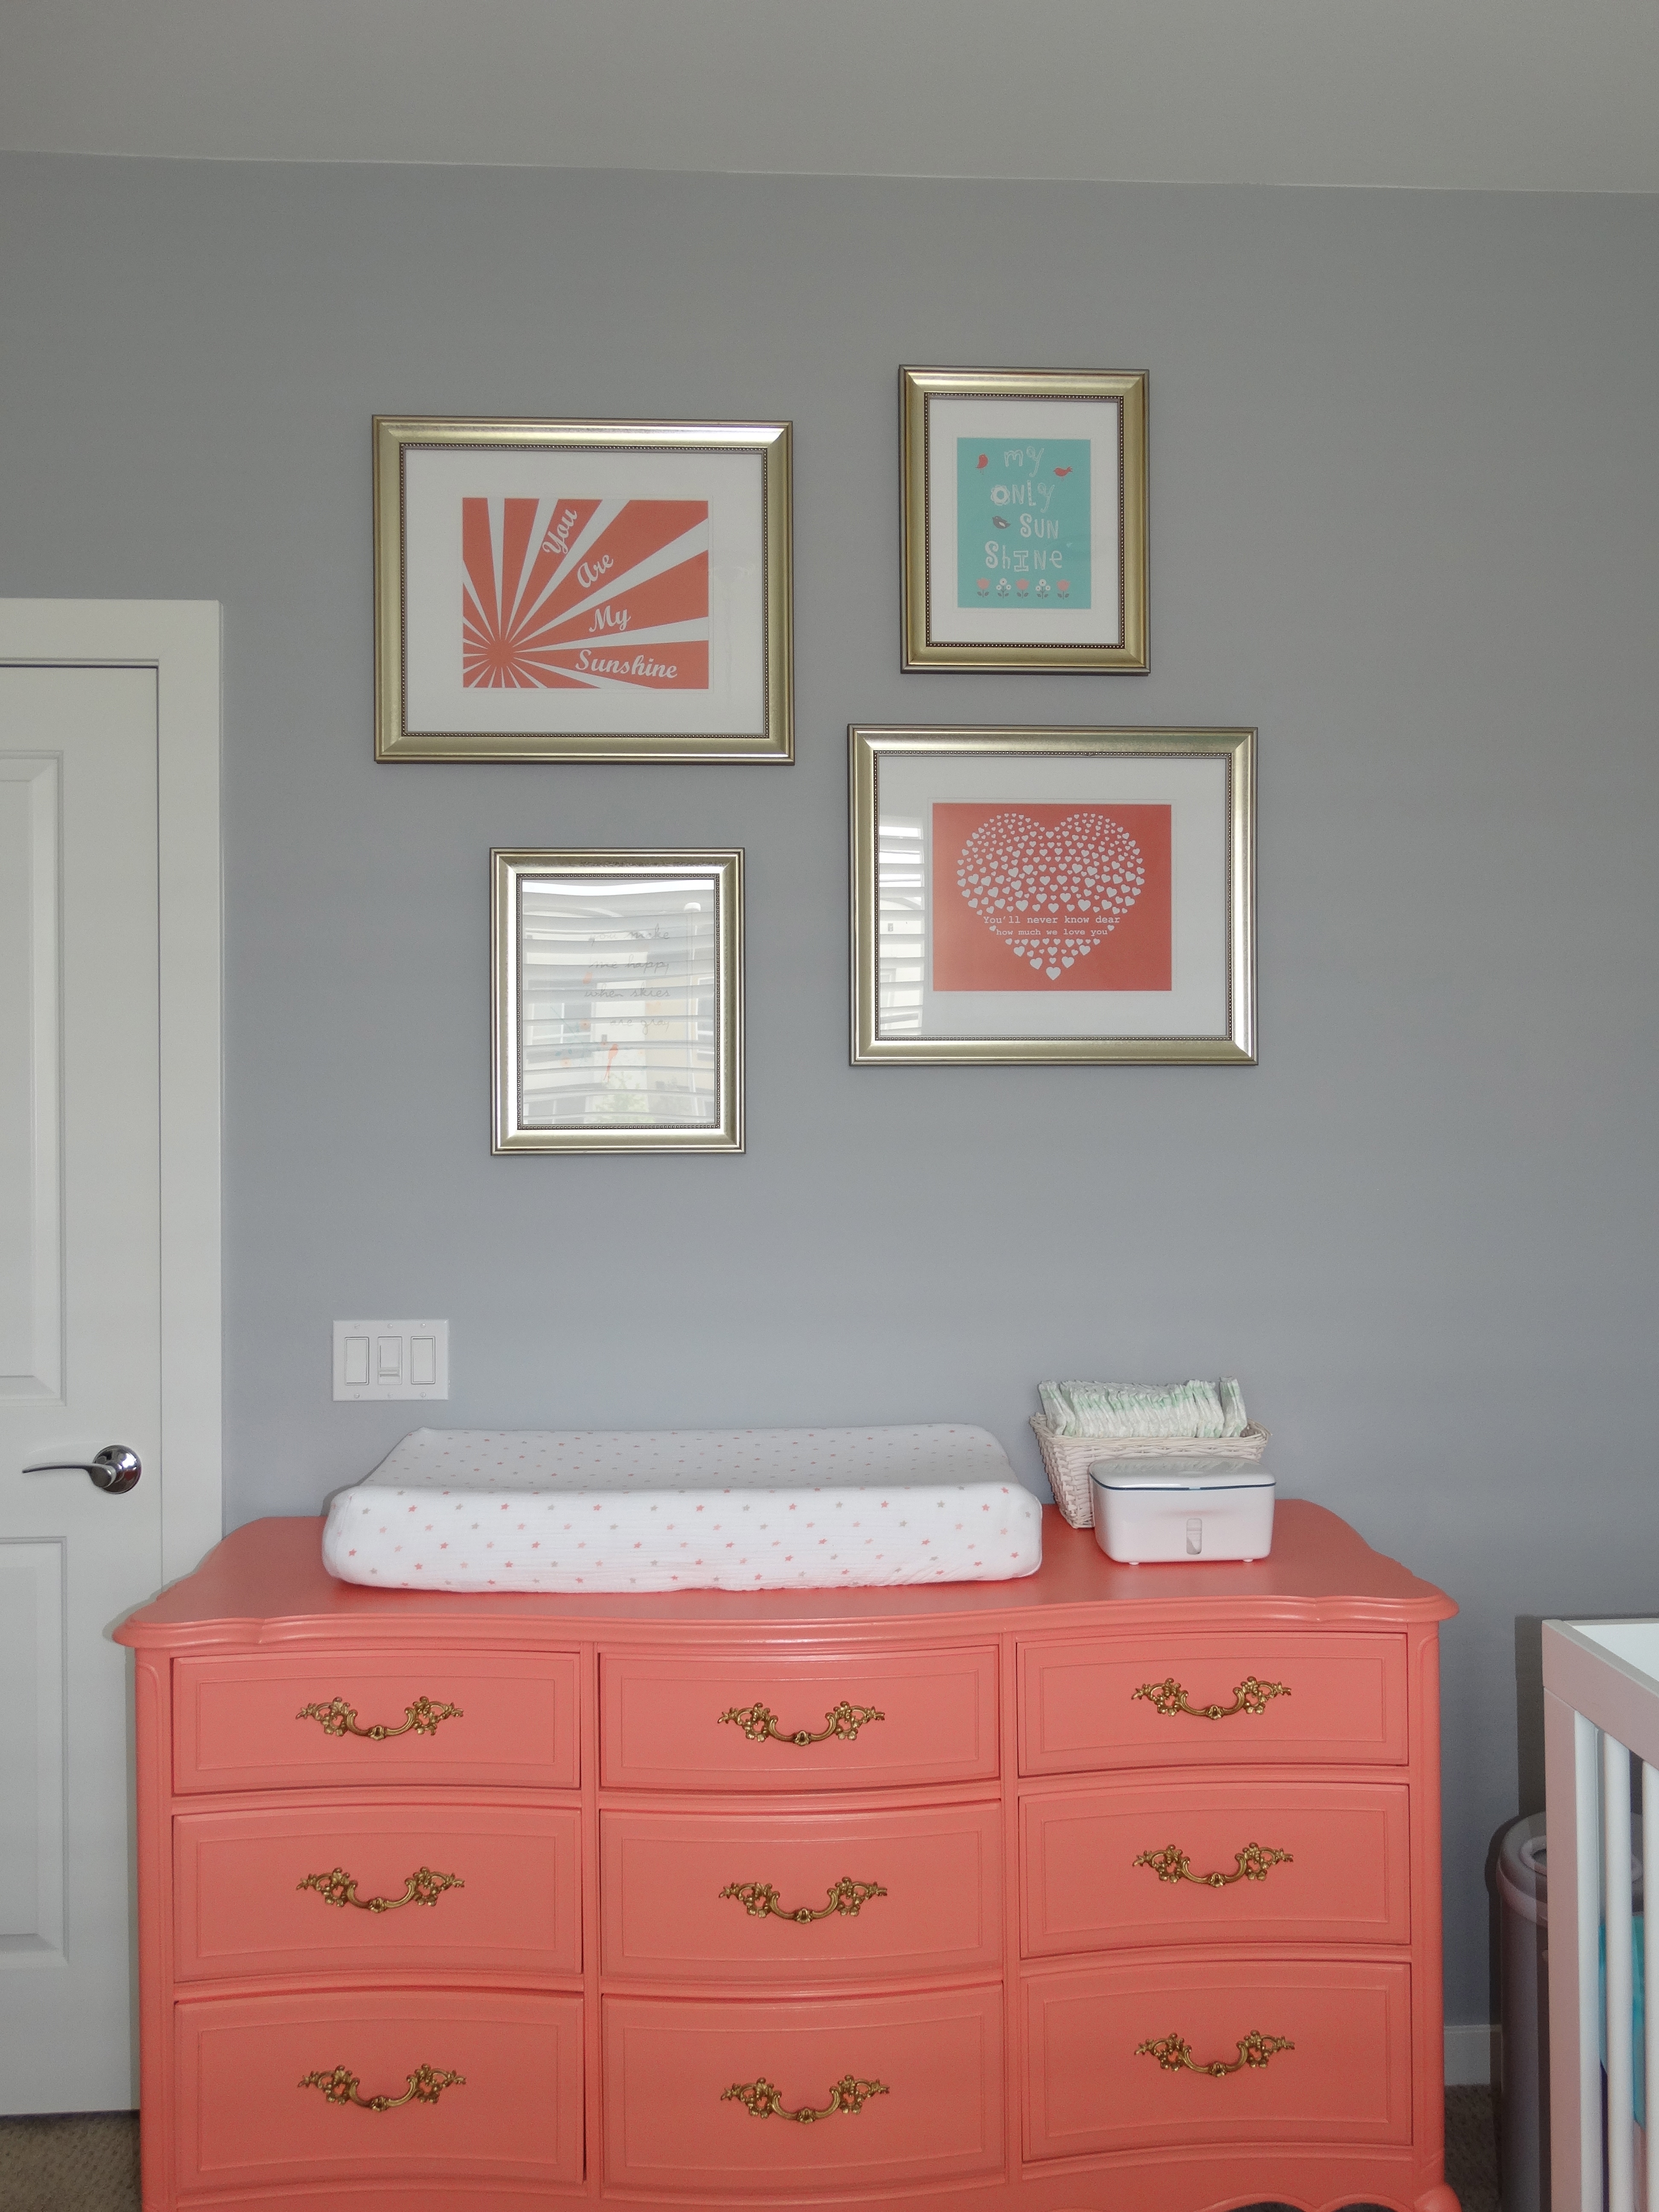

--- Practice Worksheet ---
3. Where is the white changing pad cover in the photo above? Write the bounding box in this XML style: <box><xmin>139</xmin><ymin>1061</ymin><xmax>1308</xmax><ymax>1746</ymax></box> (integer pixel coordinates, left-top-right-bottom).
<box><xmin>321</xmin><ymin>1425</ymin><xmax>1042</xmax><ymax>1593</ymax></box>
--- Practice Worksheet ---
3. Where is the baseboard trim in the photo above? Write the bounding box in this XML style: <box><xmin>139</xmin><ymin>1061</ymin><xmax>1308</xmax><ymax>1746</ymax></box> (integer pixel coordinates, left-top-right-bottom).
<box><xmin>1446</xmin><ymin>2021</ymin><xmax>1497</xmax><ymax>2086</ymax></box>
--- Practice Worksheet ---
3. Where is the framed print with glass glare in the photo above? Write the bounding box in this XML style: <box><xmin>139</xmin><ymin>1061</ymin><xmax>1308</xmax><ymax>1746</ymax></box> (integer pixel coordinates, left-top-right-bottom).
<box><xmin>851</xmin><ymin>727</ymin><xmax>1253</xmax><ymax>1065</ymax></box>
<box><xmin>493</xmin><ymin>849</ymin><xmax>743</xmax><ymax>1153</ymax></box>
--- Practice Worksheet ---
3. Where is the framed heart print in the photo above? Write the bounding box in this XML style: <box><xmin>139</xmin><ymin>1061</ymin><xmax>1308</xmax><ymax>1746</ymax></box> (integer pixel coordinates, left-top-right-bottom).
<box><xmin>850</xmin><ymin>727</ymin><xmax>1254</xmax><ymax>1065</ymax></box>
<box><xmin>900</xmin><ymin>368</ymin><xmax>1147</xmax><ymax>671</ymax></box>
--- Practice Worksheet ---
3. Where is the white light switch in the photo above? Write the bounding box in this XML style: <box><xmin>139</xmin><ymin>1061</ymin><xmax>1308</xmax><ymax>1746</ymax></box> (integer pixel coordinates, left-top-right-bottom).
<box><xmin>333</xmin><ymin>1320</ymin><xmax>449</xmax><ymax>1402</ymax></box>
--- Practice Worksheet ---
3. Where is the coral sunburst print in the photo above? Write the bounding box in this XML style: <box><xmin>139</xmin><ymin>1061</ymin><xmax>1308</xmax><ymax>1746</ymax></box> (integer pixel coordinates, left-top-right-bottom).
<box><xmin>463</xmin><ymin>495</ymin><xmax>709</xmax><ymax>690</ymax></box>
<box><xmin>378</xmin><ymin>415</ymin><xmax>791</xmax><ymax>760</ymax></box>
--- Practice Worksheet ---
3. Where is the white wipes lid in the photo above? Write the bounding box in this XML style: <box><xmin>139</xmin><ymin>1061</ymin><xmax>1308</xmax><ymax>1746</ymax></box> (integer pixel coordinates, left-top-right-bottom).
<box><xmin>1088</xmin><ymin>1455</ymin><xmax>1275</xmax><ymax>1493</ymax></box>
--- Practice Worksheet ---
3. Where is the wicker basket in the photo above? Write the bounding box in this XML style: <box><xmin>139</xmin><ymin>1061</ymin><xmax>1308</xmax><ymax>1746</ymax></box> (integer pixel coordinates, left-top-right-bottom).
<box><xmin>1031</xmin><ymin>1418</ymin><xmax>1272</xmax><ymax>1531</ymax></box>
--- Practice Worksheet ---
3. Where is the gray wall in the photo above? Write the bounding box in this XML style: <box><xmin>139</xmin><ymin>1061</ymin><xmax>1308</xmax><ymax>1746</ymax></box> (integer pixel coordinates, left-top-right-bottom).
<box><xmin>3</xmin><ymin>152</ymin><xmax>1656</xmax><ymax>2029</ymax></box>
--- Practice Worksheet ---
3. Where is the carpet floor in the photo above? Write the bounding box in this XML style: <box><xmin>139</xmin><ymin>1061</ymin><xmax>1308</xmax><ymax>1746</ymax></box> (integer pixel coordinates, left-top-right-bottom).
<box><xmin>0</xmin><ymin>2086</ymin><xmax>1502</xmax><ymax>2211</ymax></box>
<box><xmin>0</xmin><ymin>2110</ymin><xmax>140</xmax><ymax>2212</ymax></box>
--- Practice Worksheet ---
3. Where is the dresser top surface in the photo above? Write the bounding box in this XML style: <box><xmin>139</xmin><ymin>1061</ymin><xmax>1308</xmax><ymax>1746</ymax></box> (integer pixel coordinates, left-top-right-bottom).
<box><xmin>114</xmin><ymin>1501</ymin><xmax>1454</xmax><ymax>1650</ymax></box>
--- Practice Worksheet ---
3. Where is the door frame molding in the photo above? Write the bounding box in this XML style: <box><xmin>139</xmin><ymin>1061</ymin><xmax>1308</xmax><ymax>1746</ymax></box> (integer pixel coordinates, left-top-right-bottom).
<box><xmin>0</xmin><ymin>600</ymin><xmax>222</xmax><ymax>1582</ymax></box>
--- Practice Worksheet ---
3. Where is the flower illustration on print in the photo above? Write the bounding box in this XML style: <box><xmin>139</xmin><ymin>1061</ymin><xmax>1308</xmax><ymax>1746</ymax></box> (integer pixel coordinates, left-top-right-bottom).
<box><xmin>976</xmin><ymin>577</ymin><xmax>990</xmax><ymax>596</ymax></box>
<box><xmin>1015</xmin><ymin>578</ymin><xmax>1030</xmax><ymax>597</ymax></box>
<box><xmin>995</xmin><ymin>578</ymin><xmax>1012</xmax><ymax>597</ymax></box>
<box><xmin>1035</xmin><ymin>578</ymin><xmax>1050</xmax><ymax>597</ymax></box>
<box><xmin>1057</xmin><ymin>578</ymin><xmax>1071</xmax><ymax>597</ymax></box>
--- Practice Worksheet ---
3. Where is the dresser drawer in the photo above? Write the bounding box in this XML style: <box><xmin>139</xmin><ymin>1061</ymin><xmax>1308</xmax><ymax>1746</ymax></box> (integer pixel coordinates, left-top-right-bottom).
<box><xmin>602</xmin><ymin>1802</ymin><xmax>1001</xmax><ymax>1982</ymax></box>
<box><xmin>602</xmin><ymin>1987</ymin><xmax>1002</xmax><ymax>2194</ymax></box>
<box><xmin>600</xmin><ymin>1647</ymin><xmax>998</xmax><ymax>1792</ymax></box>
<box><xmin>1018</xmin><ymin>1633</ymin><xmax>1407</xmax><ymax>1775</ymax></box>
<box><xmin>172</xmin><ymin>1650</ymin><xmax>579</xmax><ymax>1793</ymax></box>
<box><xmin>1021</xmin><ymin>1778</ymin><xmax>1411</xmax><ymax>1955</ymax></box>
<box><xmin>173</xmin><ymin>1799</ymin><xmax>581</xmax><ymax>1981</ymax></box>
<box><xmin>174</xmin><ymin>1988</ymin><xmax>583</xmax><ymax>2194</ymax></box>
<box><xmin>1024</xmin><ymin>1956</ymin><xmax>1412</xmax><ymax>2159</ymax></box>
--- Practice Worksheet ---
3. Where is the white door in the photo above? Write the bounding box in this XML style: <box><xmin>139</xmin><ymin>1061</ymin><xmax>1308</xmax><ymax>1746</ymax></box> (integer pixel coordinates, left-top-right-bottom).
<box><xmin>0</xmin><ymin>609</ymin><xmax>221</xmax><ymax>2115</ymax></box>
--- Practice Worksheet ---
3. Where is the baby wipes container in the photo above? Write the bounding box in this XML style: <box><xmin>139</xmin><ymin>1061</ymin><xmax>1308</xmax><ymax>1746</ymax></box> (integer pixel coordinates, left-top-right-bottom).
<box><xmin>1089</xmin><ymin>1455</ymin><xmax>1276</xmax><ymax>1565</ymax></box>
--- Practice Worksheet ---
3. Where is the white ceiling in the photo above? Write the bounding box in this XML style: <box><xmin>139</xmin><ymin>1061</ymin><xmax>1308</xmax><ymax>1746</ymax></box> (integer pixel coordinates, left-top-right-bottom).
<box><xmin>2</xmin><ymin>0</ymin><xmax>1656</xmax><ymax>194</ymax></box>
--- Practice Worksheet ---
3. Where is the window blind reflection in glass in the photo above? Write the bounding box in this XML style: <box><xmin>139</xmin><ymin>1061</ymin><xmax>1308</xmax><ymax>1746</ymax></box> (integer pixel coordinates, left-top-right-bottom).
<box><xmin>876</xmin><ymin>814</ymin><xmax>924</xmax><ymax>1035</ymax></box>
<box><xmin>519</xmin><ymin>875</ymin><xmax>718</xmax><ymax>1129</ymax></box>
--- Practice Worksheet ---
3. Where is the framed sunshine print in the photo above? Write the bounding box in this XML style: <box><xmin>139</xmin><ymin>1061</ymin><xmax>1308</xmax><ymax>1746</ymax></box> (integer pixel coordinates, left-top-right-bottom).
<box><xmin>899</xmin><ymin>368</ymin><xmax>1147</xmax><ymax>671</ymax></box>
<box><xmin>850</xmin><ymin>726</ymin><xmax>1253</xmax><ymax>1065</ymax></box>
<box><xmin>375</xmin><ymin>416</ymin><xmax>792</xmax><ymax>762</ymax></box>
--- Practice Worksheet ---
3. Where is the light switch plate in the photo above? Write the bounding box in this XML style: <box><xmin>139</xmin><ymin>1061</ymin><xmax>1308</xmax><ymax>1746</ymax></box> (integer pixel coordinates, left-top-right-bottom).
<box><xmin>333</xmin><ymin>1319</ymin><xmax>449</xmax><ymax>1402</ymax></box>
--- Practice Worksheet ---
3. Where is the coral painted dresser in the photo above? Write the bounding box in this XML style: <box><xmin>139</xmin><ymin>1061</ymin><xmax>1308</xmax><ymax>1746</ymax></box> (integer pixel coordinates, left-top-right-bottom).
<box><xmin>115</xmin><ymin>1500</ymin><xmax>1458</xmax><ymax>2212</ymax></box>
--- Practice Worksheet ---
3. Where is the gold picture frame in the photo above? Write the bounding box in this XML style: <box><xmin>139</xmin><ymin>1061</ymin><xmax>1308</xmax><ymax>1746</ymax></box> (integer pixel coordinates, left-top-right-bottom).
<box><xmin>376</xmin><ymin>416</ymin><xmax>792</xmax><ymax>762</ymax></box>
<box><xmin>492</xmin><ymin>848</ymin><xmax>744</xmax><ymax>1154</ymax></box>
<box><xmin>900</xmin><ymin>367</ymin><xmax>1147</xmax><ymax>672</ymax></box>
<box><xmin>850</xmin><ymin>727</ymin><xmax>1253</xmax><ymax>1065</ymax></box>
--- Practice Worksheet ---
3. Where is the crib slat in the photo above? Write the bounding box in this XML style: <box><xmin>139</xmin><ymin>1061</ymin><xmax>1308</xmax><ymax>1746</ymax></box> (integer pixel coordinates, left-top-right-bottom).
<box><xmin>1607</xmin><ymin>1732</ymin><xmax>1636</xmax><ymax>2212</ymax></box>
<box><xmin>1579</xmin><ymin>1709</ymin><xmax>1607</xmax><ymax>2212</ymax></box>
<box><xmin>1646</xmin><ymin>1761</ymin><xmax>1659</xmax><ymax>2212</ymax></box>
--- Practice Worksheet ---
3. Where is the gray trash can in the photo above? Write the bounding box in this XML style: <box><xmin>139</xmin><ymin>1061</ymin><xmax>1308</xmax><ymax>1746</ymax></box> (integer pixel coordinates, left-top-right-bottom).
<box><xmin>1496</xmin><ymin>1811</ymin><xmax>1645</xmax><ymax>2212</ymax></box>
<box><xmin>1496</xmin><ymin>1813</ymin><xmax>1550</xmax><ymax>2212</ymax></box>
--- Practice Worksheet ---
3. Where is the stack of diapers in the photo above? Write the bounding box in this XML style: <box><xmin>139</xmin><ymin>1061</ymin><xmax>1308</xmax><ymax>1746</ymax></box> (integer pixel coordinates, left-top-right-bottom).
<box><xmin>321</xmin><ymin>1424</ymin><xmax>1043</xmax><ymax>1595</ymax></box>
<box><xmin>1037</xmin><ymin>1377</ymin><xmax>1250</xmax><ymax>1439</ymax></box>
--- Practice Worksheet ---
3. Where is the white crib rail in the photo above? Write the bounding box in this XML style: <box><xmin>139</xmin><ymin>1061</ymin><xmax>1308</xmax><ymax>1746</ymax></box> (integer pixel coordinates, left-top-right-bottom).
<box><xmin>1543</xmin><ymin>1621</ymin><xmax>1659</xmax><ymax>2212</ymax></box>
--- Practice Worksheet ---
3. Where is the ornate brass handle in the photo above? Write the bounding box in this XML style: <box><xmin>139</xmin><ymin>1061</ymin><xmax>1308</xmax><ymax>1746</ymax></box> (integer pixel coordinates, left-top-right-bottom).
<box><xmin>299</xmin><ymin>2063</ymin><xmax>465</xmax><ymax>2110</ymax></box>
<box><xmin>1131</xmin><ymin>1675</ymin><xmax>1289</xmax><ymax>1721</ymax></box>
<box><xmin>1133</xmin><ymin>1842</ymin><xmax>1292</xmax><ymax>1889</ymax></box>
<box><xmin>297</xmin><ymin>1865</ymin><xmax>464</xmax><ymax>1913</ymax></box>
<box><xmin>720</xmin><ymin>1876</ymin><xmax>887</xmax><ymax>1923</ymax></box>
<box><xmin>1137</xmin><ymin>2030</ymin><xmax>1293</xmax><ymax>2078</ymax></box>
<box><xmin>296</xmin><ymin>1695</ymin><xmax>463</xmax><ymax>1741</ymax></box>
<box><xmin>719</xmin><ymin>1700</ymin><xmax>885</xmax><ymax>1747</ymax></box>
<box><xmin>722</xmin><ymin>2074</ymin><xmax>890</xmax><ymax>2122</ymax></box>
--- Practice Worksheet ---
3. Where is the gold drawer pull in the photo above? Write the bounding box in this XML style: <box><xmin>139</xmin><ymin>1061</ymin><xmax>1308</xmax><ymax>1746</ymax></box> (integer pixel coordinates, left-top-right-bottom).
<box><xmin>296</xmin><ymin>1695</ymin><xmax>463</xmax><ymax>1741</ymax></box>
<box><xmin>720</xmin><ymin>1876</ymin><xmax>887</xmax><ymax>1923</ymax></box>
<box><xmin>300</xmin><ymin>2062</ymin><xmax>465</xmax><ymax>2111</ymax></box>
<box><xmin>1133</xmin><ymin>1842</ymin><xmax>1292</xmax><ymax>1889</ymax></box>
<box><xmin>719</xmin><ymin>1700</ymin><xmax>885</xmax><ymax>1747</ymax></box>
<box><xmin>1137</xmin><ymin>2030</ymin><xmax>1293</xmax><ymax>2078</ymax></box>
<box><xmin>1132</xmin><ymin>1674</ymin><xmax>1289</xmax><ymax>1721</ymax></box>
<box><xmin>722</xmin><ymin>2073</ymin><xmax>890</xmax><ymax>2122</ymax></box>
<box><xmin>298</xmin><ymin>1864</ymin><xmax>464</xmax><ymax>1913</ymax></box>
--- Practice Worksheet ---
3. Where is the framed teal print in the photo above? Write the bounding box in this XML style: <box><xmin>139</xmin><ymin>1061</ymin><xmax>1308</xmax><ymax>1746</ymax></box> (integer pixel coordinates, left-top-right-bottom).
<box><xmin>900</xmin><ymin>367</ymin><xmax>1147</xmax><ymax>672</ymax></box>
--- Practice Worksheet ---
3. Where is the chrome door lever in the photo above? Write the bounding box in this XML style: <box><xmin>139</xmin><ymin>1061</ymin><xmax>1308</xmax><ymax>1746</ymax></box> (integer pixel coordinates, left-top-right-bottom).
<box><xmin>23</xmin><ymin>1446</ymin><xmax>142</xmax><ymax>1494</ymax></box>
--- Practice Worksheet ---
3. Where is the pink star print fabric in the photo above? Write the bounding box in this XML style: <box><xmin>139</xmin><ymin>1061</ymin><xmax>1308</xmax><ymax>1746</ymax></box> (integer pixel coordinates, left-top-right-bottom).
<box><xmin>321</xmin><ymin>1425</ymin><xmax>1043</xmax><ymax>1594</ymax></box>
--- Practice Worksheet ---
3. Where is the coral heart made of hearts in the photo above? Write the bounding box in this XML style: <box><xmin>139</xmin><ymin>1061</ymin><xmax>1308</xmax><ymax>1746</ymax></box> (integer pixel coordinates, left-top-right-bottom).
<box><xmin>955</xmin><ymin>811</ymin><xmax>1145</xmax><ymax>980</ymax></box>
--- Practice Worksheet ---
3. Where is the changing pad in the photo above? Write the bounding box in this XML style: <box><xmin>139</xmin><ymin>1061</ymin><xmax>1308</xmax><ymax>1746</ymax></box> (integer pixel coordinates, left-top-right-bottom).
<box><xmin>321</xmin><ymin>1425</ymin><xmax>1043</xmax><ymax>1594</ymax></box>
